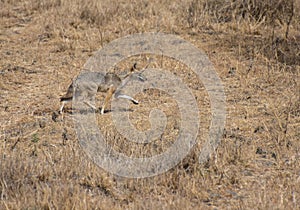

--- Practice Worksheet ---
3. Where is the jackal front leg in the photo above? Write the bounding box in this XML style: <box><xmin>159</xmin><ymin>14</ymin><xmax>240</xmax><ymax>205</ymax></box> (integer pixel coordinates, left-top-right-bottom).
<box><xmin>101</xmin><ymin>85</ymin><xmax>116</xmax><ymax>115</ymax></box>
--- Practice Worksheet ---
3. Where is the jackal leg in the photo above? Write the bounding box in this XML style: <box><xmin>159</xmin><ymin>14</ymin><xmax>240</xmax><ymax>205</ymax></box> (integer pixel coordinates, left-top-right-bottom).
<box><xmin>101</xmin><ymin>85</ymin><xmax>116</xmax><ymax>115</ymax></box>
<box><xmin>83</xmin><ymin>101</ymin><xmax>97</xmax><ymax>110</ymax></box>
<box><xmin>59</xmin><ymin>101</ymin><xmax>66</xmax><ymax>114</ymax></box>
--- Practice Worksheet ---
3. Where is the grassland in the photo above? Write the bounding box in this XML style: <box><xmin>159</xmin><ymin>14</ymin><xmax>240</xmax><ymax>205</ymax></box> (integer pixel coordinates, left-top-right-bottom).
<box><xmin>0</xmin><ymin>0</ymin><xmax>299</xmax><ymax>209</ymax></box>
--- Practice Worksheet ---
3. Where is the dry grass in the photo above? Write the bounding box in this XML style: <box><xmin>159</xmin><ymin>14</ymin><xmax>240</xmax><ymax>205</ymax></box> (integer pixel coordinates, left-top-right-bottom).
<box><xmin>0</xmin><ymin>0</ymin><xmax>299</xmax><ymax>209</ymax></box>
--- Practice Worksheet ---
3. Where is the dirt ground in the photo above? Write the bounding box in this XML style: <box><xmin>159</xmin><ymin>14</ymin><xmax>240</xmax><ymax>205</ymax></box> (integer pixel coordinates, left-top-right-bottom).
<box><xmin>1</xmin><ymin>0</ymin><xmax>299</xmax><ymax>209</ymax></box>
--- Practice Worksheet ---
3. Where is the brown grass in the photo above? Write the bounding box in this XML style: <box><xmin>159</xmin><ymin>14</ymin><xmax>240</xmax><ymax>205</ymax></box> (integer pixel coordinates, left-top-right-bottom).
<box><xmin>1</xmin><ymin>0</ymin><xmax>299</xmax><ymax>209</ymax></box>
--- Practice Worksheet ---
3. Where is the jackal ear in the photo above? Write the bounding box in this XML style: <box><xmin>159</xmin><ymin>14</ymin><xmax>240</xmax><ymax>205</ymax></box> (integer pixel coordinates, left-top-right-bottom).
<box><xmin>130</xmin><ymin>63</ymin><xmax>138</xmax><ymax>72</ymax></box>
